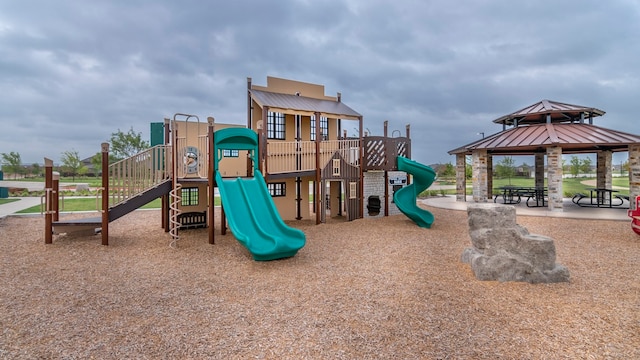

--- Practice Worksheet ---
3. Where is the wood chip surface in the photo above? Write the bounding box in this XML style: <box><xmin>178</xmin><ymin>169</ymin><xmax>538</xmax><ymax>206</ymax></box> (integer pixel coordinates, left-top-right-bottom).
<box><xmin>1</xmin><ymin>207</ymin><xmax>638</xmax><ymax>359</ymax></box>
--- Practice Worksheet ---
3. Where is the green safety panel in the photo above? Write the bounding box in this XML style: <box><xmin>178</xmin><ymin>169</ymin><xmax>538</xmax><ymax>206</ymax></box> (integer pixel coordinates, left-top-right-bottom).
<box><xmin>150</xmin><ymin>122</ymin><xmax>164</xmax><ymax>146</ymax></box>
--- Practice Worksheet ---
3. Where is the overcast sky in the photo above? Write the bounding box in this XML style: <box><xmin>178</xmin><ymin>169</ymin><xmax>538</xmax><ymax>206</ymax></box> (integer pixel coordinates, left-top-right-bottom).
<box><xmin>1</xmin><ymin>0</ymin><xmax>639</xmax><ymax>167</ymax></box>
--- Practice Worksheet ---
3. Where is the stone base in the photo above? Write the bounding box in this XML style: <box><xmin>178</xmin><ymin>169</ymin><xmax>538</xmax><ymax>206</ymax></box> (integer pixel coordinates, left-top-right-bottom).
<box><xmin>462</xmin><ymin>203</ymin><xmax>570</xmax><ymax>283</ymax></box>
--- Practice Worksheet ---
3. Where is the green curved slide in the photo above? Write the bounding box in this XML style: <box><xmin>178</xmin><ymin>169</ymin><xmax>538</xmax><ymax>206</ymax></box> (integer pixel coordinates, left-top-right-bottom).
<box><xmin>215</xmin><ymin>170</ymin><xmax>306</xmax><ymax>261</ymax></box>
<box><xmin>393</xmin><ymin>156</ymin><xmax>437</xmax><ymax>228</ymax></box>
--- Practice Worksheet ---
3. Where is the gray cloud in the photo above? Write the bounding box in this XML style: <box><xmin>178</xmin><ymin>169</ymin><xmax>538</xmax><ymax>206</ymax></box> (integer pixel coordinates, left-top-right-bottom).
<box><xmin>1</xmin><ymin>0</ymin><xmax>638</xmax><ymax>167</ymax></box>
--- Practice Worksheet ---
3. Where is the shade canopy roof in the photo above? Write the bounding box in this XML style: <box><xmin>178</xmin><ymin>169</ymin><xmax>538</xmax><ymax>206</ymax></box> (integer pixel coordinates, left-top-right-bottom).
<box><xmin>493</xmin><ymin>99</ymin><xmax>605</xmax><ymax>127</ymax></box>
<box><xmin>249</xmin><ymin>89</ymin><xmax>361</xmax><ymax>120</ymax></box>
<box><xmin>450</xmin><ymin>100</ymin><xmax>640</xmax><ymax>156</ymax></box>
<box><xmin>449</xmin><ymin>123</ymin><xmax>640</xmax><ymax>156</ymax></box>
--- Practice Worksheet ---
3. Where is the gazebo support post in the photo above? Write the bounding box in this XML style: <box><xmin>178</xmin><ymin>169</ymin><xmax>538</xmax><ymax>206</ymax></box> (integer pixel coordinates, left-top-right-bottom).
<box><xmin>472</xmin><ymin>149</ymin><xmax>489</xmax><ymax>202</ymax></box>
<box><xmin>455</xmin><ymin>154</ymin><xmax>466</xmax><ymax>201</ymax></box>
<box><xmin>546</xmin><ymin>146</ymin><xmax>563</xmax><ymax>211</ymax></box>
<box><xmin>487</xmin><ymin>155</ymin><xmax>493</xmax><ymax>200</ymax></box>
<box><xmin>596</xmin><ymin>150</ymin><xmax>613</xmax><ymax>205</ymax></box>
<box><xmin>629</xmin><ymin>144</ymin><xmax>640</xmax><ymax>211</ymax></box>
<box><xmin>534</xmin><ymin>153</ymin><xmax>545</xmax><ymax>189</ymax></box>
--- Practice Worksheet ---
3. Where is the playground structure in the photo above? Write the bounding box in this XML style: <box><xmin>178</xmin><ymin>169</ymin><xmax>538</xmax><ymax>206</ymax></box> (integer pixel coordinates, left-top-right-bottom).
<box><xmin>629</xmin><ymin>196</ymin><xmax>640</xmax><ymax>235</ymax></box>
<box><xmin>43</xmin><ymin>77</ymin><xmax>435</xmax><ymax>257</ymax></box>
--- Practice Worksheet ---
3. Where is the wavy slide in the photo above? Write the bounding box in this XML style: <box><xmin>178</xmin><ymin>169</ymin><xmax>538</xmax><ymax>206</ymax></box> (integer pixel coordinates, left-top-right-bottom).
<box><xmin>393</xmin><ymin>156</ymin><xmax>437</xmax><ymax>228</ymax></box>
<box><xmin>215</xmin><ymin>170</ymin><xmax>306</xmax><ymax>261</ymax></box>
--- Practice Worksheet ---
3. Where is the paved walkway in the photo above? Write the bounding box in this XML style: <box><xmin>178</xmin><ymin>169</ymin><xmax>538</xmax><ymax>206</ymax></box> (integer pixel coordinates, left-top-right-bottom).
<box><xmin>0</xmin><ymin>180</ymin><xmax>86</xmax><ymax>191</ymax></box>
<box><xmin>422</xmin><ymin>195</ymin><xmax>630</xmax><ymax>221</ymax></box>
<box><xmin>0</xmin><ymin>197</ymin><xmax>43</xmax><ymax>218</ymax></box>
<box><xmin>1</xmin><ymin>195</ymin><xmax>631</xmax><ymax>221</ymax></box>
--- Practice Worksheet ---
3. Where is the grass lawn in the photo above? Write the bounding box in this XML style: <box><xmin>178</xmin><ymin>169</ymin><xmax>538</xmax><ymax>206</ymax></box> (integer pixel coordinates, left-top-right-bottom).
<box><xmin>425</xmin><ymin>176</ymin><xmax>630</xmax><ymax>197</ymax></box>
<box><xmin>16</xmin><ymin>197</ymin><xmax>222</xmax><ymax>214</ymax></box>
<box><xmin>0</xmin><ymin>198</ymin><xmax>20</xmax><ymax>205</ymax></box>
<box><xmin>16</xmin><ymin>198</ymin><xmax>161</xmax><ymax>214</ymax></box>
<box><xmin>8</xmin><ymin>176</ymin><xmax>103</xmax><ymax>187</ymax></box>
<box><xmin>492</xmin><ymin>177</ymin><xmax>629</xmax><ymax>197</ymax></box>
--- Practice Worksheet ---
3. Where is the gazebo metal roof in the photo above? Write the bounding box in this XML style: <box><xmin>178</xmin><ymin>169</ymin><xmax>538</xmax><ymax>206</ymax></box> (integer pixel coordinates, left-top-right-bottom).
<box><xmin>493</xmin><ymin>99</ymin><xmax>605</xmax><ymax>126</ymax></box>
<box><xmin>449</xmin><ymin>100</ymin><xmax>639</xmax><ymax>156</ymax></box>
<box><xmin>449</xmin><ymin>123</ymin><xmax>640</xmax><ymax>156</ymax></box>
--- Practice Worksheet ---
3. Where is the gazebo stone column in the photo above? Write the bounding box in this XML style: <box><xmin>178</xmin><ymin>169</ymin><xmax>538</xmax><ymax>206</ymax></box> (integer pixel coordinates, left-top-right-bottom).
<box><xmin>535</xmin><ymin>152</ymin><xmax>545</xmax><ymax>189</ymax></box>
<box><xmin>472</xmin><ymin>149</ymin><xmax>489</xmax><ymax>202</ymax></box>
<box><xmin>630</xmin><ymin>144</ymin><xmax>640</xmax><ymax>210</ymax></box>
<box><xmin>596</xmin><ymin>151</ymin><xmax>613</xmax><ymax>199</ymax></box>
<box><xmin>546</xmin><ymin>146</ymin><xmax>563</xmax><ymax>211</ymax></box>
<box><xmin>487</xmin><ymin>155</ymin><xmax>493</xmax><ymax>200</ymax></box>
<box><xmin>455</xmin><ymin>153</ymin><xmax>467</xmax><ymax>202</ymax></box>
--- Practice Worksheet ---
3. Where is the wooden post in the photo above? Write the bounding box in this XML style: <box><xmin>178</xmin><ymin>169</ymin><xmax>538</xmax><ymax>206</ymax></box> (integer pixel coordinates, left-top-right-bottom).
<box><xmin>221</xmin><ymin>207</ymin><xmax>226</xmax><ymax>235</ymax></box>
<box><xmin>207</xmin><ymin>116</ymin><xmax>215</xmax><ymax>244</ymax></box>
<box><xmin>101</xmin><ymin>143</ymin><xmax>109</xmax><ymax>246</ymax></box>
<box><xmin>44</xmin><ymin>158</ymin><xmax>53</xmax><ymax>244</ymax></box>
<box><xmin>247</xmin><ymin>77</ymin><xmax>252</xmax><ymax>129</ymax></box>
<box><xmin>259</xmin><ymin>106</ymin><xmax>268</xmax><ymax>174</ymax></box>
<box><xmin>315</xmin><ymin>111</ymin><xmax>321</xmax><ymax>224</ymax></box>
<box><xmin>52</xmin><ymin>171</ymin><xmax>60</xmax><ymax>222</ymax></box>
<box><xmin>383</xmin><ymin>121</ymin><xmax>389</xmax><ymax>216</ymax></box>
<box><xmin>162</xmin><ymin>118</ymin><xmax>170</xmax><ymax>232</ymax></box>
<box><xmin>358</xmin><ymin>116</ymin><xmax>364</xmax><ymax>219</ymax></box>
<box><xmin>405</xmin><ymin>124</ymin><xmax>411</xmax><ymax>186</ymax></box>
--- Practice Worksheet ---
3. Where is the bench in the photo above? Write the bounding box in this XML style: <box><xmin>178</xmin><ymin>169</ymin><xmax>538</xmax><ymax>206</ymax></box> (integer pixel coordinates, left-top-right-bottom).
<box><xmin>572</xmin><ymin>193</ymin><xmax>587</xmax><ymax>204</ymax></box>
<box><xmin>615</xmin><ymin>194</ymin><xmax>629</xmax><ymax>202</ymax></box>
<box><xmin>494</xmin><ymin>187</ymin><xmax>521</xmax><ymax>204</ymax></box>
<box><xmin>521</xmin><ymin>188</ymin><xmax>547</xmax><ymax>207</ymax></box>
<box><xmin>614</xmin><ymin>194</ymin><xmax>629</xmax><ymax>207</ymax></box>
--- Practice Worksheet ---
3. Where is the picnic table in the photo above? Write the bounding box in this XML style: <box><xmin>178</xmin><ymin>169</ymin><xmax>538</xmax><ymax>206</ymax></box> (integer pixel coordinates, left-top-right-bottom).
<box><xmin>494</xmin><ymin>186</ymin><xmax>547</xmax><ymax>207</ymax></box>
<box><xmin>572</xmin><ymin>188</ymin><xmax>625</xmax><ymax>208</ymax></box>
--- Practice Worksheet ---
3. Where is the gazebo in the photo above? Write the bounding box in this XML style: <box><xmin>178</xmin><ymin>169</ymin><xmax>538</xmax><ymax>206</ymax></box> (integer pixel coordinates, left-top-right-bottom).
<box><xmin>448</xmin><ymin>100</ymin><xmax>640</xmax><ymax>211</ymax></box>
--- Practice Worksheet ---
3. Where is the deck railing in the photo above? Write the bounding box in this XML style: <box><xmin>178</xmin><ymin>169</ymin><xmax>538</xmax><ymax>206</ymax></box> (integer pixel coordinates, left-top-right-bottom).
<box><xmin>266</xmin><ymin>139</ymin><xmax>361</xmax><ymax>174</ymax></box>
<box><xmin>108</xmin><ymin>145</ymin><xmax>172</xmax><ymax>206</ymax></box>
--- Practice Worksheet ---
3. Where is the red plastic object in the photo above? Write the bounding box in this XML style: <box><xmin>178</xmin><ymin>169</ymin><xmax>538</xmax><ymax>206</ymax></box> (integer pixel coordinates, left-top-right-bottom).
<box><xmin>629</xmin><ymin>196</ymin><xmax>640</xmax><ymax>236</ymax></box>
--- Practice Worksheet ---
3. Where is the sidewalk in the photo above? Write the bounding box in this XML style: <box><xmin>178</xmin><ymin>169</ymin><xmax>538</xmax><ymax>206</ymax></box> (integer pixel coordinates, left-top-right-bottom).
<box><xmin>422</xmin><ymin>195</ymin><xmax>630</xmax><ymax>221</ymax></box>
<box><xmin>0</xmin><ymin>195</ymin><xmax>632</xmax><ymax>221</ymax></box>
<box><xmin>0</xmin><ymin>180</ymin><xmax>85</xmax><ymax>191</ymax></box>
<box><xmin>0</xmin><ymin>197</ymin><xmax>43</xmax><ymax>218</ymax></box>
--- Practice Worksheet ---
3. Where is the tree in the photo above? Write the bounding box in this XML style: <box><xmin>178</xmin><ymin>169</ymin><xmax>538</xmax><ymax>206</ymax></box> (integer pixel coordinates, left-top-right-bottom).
<box><xmin>465</xmin><ymin>155</ymin><xmax>472</xmax><ymax>179</ymax></box>
<box><xmin>91</xmin><ymin>152</ymin><xmax>102</xmax><ymax>174</ymax></box>
<box><xmin>60</xmin><ymin>149</ymin><xmax>87</xmax><ymax>181</ymax></box>
<box><xmin>90</xmin><ymin>151</ymin><xmax>119</xmax><ymax>175</ymax></box>
<box><xmin>31</xmin><ymin>163</ymin><xmax>41</xmax><ymax>178</ymax></box>
<box><xmin>1</xmin><ymin>151</ymin><xmax>22</xmax><ymax>179</ymax></box>
<box><xmin>110</xmin><ymin>127</ymin><xmax>149</xmax><ymax>160</ymax></box>
<box><xmin>496</xmin><ymin>156</ymin><xmax>515</xmax><ymax>184</ymax></box>
<box><xmin>580</xmin><ymin>157</ymin><xmax>592</xmax><ymax>175</ymax></box>
<box><xmin>439</xmin><ymin>162</ymin><xmax>456</xmax><ymax>178</ymax></box>
<box><xmin>569</xmin><ymin>155</ymin><xmax>581</xmax><ymax>178</ymax></box>
<box><xmin>621</xmin><ymin>160</ymin><xmax>629</xmax><ymax>175</ymax></box>
<box><xmin>567</xmin><ymin>156</ymin><xmax>593</xmax><ymax>178</ymax></box>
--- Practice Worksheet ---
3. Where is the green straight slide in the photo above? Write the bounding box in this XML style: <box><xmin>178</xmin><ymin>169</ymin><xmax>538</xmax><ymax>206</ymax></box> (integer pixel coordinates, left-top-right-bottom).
<box><xmin>393</xmin><ymin>156</ymin><xmax>437</xmax><ymax>228</ymax></box>
<box><xmin>215</xmin><ymin>170</ymin><xmax>306</xmax><ymax>261</ymax></box>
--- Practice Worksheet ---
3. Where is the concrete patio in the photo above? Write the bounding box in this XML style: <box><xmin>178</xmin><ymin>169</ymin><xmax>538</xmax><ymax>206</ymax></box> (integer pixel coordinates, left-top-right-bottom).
<box><xmin>422</xmin><ymin>195</ymin><xmax>630</xmax><ymax>221</ymax></box>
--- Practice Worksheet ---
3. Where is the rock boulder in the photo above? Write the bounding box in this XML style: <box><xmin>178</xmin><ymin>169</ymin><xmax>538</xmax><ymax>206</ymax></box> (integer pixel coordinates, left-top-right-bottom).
<box><xmin>461</xmin><ymin>203</ymin><xmax>569</xmax><ymax>283</ymax></box>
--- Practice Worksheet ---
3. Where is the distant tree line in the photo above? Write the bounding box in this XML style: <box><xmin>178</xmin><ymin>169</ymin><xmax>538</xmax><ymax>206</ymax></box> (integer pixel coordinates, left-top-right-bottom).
<box><xmin>1</xmin><ymin>127</ymin><xmax>149</xmax><ymax>180</ymax></box>
<box><xmin>432</xmin><ymin>154</ymin><xmax>630</xmax><ymax>182</ymax></box>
